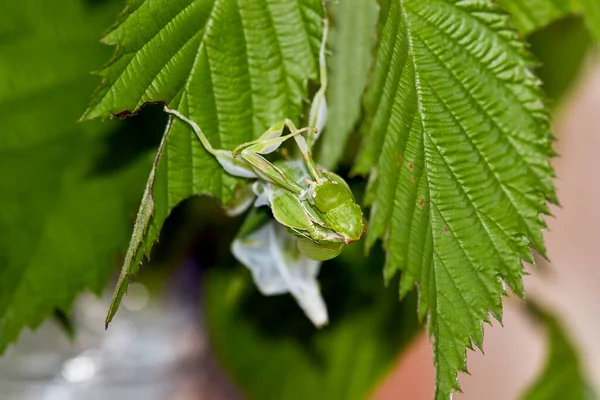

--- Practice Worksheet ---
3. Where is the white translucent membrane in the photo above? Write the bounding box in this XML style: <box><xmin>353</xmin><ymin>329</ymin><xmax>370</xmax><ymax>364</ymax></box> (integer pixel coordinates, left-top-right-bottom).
<box><xmin>231</xmin><ymin>221</ymin><xmax>328</xmax><ymax>327</ymax></box>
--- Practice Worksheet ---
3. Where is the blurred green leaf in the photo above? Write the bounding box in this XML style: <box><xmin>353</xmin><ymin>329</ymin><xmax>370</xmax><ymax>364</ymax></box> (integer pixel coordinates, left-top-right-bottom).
<box><xmin>497</xmin><ymin>0</ymin><xmax>600</xmax><ymax>39</ymax></box>
<box><xmin>317</xmin><ymin>0</ymin><xmax>379</xmax><ymax>170</ymax></box>
<box><xmin>53</xmin><ymin>309</ymin><xmax>76</xmax><ymax>341</ymax></box>
<box><xmin>497</xmin><ymin>0</ymin><xmax>573</xmax><ymax>35</ymax></box>
<box><xmin>80</xmin><ymin>0</ymin><xmax>326</xmax><ymax>325</ymax></box>
<box><xmin>205</xmin><ymin>243</ymin><xmax>420</xmax><ymax>400</ymax></box>
<box><xmin>0</xmin><ymin>0</ymin><xmax>150</xmax><ymax>352</ymax></box>
<box><xmin>520</xmin><ymin>302</ymin><xmax>596</xmax><ymax>400</ymax></box>
<box><xmin>580</xmin><ymin>0</ymin><xmax>600</xmax><ymax>40</ymax></box>
<box><xmin>529</xmin><ymin>16</ymin><xmax>594</xmax><ymax>105</ymax></box>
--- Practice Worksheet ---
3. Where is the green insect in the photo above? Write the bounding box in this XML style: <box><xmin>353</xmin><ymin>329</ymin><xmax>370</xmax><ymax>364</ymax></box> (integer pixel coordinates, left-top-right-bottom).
<box><xmin>163</xmin><ymin>21</ymin><xmax>365</xmax><ymax>261</ymax></box>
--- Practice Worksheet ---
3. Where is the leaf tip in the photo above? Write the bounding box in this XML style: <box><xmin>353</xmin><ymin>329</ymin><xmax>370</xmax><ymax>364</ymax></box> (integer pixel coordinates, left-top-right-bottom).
<box><xmin>105</xmin><ymin>273</ymin><xmax>131</xmax><ymax>329</ymax></box>
<box><xmin>78</xmin><ymin>107</ymin><xmax>101</xmax><ymax>123</ymax></box>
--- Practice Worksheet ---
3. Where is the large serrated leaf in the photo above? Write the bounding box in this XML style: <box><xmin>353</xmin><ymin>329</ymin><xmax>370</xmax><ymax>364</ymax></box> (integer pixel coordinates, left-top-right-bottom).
<box><xmin>80</xmin><ymin>0</ymin><xmax>325</xmax><ymax>324</ymax></box>
<box><xmin>0</xmin><ymin>0</ymin><xmax>150</xmax><ymax>352</ymax></box>
<box><xmin>354</xmin><ymin>1</ymin><xmax>556</xmax><ymax>397</ymax></box>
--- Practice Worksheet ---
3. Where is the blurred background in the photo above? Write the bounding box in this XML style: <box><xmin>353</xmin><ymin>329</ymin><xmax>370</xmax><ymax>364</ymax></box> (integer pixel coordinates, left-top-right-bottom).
<box><xmin>0</xmin><ymin>1</ymin><xmax>599</xmax><ymax>400</ymax></box>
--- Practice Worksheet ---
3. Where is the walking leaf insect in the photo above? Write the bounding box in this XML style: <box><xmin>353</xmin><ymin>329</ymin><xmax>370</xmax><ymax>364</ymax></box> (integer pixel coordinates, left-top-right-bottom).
<box><xmin>163</xmin><ymin>108</ymin><xmax>365</xmax><ymax>260</ymax></box>
<box><xmin>163</xmin><ymin>20</ymin><xmax>365</xmax><ymax>262</ymax></box>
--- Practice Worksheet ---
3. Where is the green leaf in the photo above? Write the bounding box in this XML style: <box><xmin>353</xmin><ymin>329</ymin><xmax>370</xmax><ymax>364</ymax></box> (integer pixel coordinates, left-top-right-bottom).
<box><xmin>354</xmin><ymin>1</ymin><xmax>555</xmax><ymax>397</ymax></box>
<box><xmin>0</xmin><ymin>0</ymin><xmax>150</xmax><ymax>352</ymax></box>
<box><xmin>520</xmin><ymin>302</ymin><xmax>596</xmax><ymax>400</ymax></box>
<box><xmin>497</xmin><ymin>0</ymin><xmax>600</xmax><ymax>39</ymax></box>
<box><xmin>205</xmin><ymin>243</ymin><xmax>420</xmax><ymax>400</ymax></box>
<box><xmin>496</xmin><ymin>0</ymin><xmax>573</xmax><ymax>35</ymax></box>
<box><xmin>316</xmin><ymin>0</ymin><xmax>379</xmax><ymax>169</ymax></box>
<box><xmin>528</xmin><ymin>16</ymin><xmax>594</xmax><ymax>104</ymax></box>
<box><xmin>80</xmin><ymin>0</ymin><xmax>325</xmax><ymax>324</ymax></box>
<box><xmin>579</xmin><ymin>0</ymin><xmax>600</xmax><ymax>40</ymax></box>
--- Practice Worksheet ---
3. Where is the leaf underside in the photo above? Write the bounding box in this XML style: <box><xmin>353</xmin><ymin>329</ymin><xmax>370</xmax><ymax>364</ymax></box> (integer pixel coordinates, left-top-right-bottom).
<box><xmin>355</xmin><ymin>0</ymin><xmax>555</xmax><ymax>397</ymax></box>
<box><xmin>81</xmin><ymin>0</ymin><xmax>325</xmax><ymax>324</ymax></box>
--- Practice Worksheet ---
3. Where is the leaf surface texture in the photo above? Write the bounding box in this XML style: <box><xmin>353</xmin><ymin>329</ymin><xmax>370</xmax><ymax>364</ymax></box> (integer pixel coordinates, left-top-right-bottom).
<box><xmin>81</xmin><ymin>0</ymin><xmax>325</xmax><ymax>321</ymax></box>
<box><xmin>355</xmin><ymin>1</ymin><xmax>556</xmax><ymax>397</ymax></box>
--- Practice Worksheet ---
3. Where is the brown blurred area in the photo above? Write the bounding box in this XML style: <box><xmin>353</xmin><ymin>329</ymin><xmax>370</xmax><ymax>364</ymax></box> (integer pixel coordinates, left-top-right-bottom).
<box><xmin>372</xmin><ymin>57</ymin><xmax>600</xmax><ymax>400</ymax></box>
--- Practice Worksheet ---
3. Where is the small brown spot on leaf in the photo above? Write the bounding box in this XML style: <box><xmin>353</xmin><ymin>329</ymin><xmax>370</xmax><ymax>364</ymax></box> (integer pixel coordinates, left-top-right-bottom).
<box><xmin>444</xmin><ymin>226</ymin><xmax>449</xmax><ymax>232</ymax></box>
<box><xmin>419</xmin><ymin>198</ymin><xmax>424</xmax><ymax>206</ymax></box>
<box><xmin>409</xmin><ymin>163</ymin><xmax>414</xmax><ymax>170</ymax></box>
<box><xmin>113</xmin><ymin>110</ymin><xmax>132</xmax><ymax>119</ymax></box>
<box><xmin>411</xmin><ymin>177</ymin><xmax>416</xmax><ymax>183</ymax></box>
<box><xmin>397</xmin><ymin>155</ymin><xmax>403</xmax><ymax>164</ymax></box>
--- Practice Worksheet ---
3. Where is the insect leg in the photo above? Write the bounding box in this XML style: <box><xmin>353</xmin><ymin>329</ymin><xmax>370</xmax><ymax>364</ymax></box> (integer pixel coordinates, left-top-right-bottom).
<box><xmin>231</xmin><ymin>121</ymin><xmax>286</xmax><ymax>156</ymax></box>
<box><xmin>307</xmin><ymin>18</ymin><xmax>329</xmax><ymax>145</ymax></box>
<box><xmin>233</xmin><ymin>124</ymin><xmax>315</xmax><ymax>157</ymax></box>
<box><xmin>164</xmin><ymin>106</ymin><xmax>258</xmax><ymax>179</ymax></box>
<box><xmin>237</xmin><ymin>126</ymin><xmax>320</xmax><ymax>193</ymax></box>
<box><xmin>280</xmin><ymin>119</ymin><xmax>322</xmax><ymax>182</ymax></box>
<box><xmin>239</xmin><ymin>149</ymin><xmax>304</xmax><ymax>194</ymax></box>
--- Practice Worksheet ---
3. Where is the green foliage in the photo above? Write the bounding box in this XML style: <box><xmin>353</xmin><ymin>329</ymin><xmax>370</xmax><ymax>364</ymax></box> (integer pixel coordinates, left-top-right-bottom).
<box><xmin>354</xmin><ymin>1</ymin><xmax>555</xmax><ymax>397</ymax></box>
<box><xmin>79</xmin><ymin>0</ymin><xmax>326</xmax><ymax>324</ymax></box>
<box><xmin>317</xmin><ymin>0</ymin><xmax>379</xmax><ymax>169</ymax></box>
<box><xmin>497</xmin><ymin>0</ymin><xmax>574</xmax><ymax>34</ymax></box>
<box><xmin>580</xmin><ymin>0</ymin><xmax>600</xmax><ymax>40</ymax></box>
<box><xmin>205</xmin><ymin>243</ymin><xmax>419</xmax><ymax>400</ymax></box>
<box><xmin>497</xmin><ymin>0</ymin><xmax>600</xmax><ymax>38</ymax></box>
<box><xmin>2</xmin><ymin>0</ymin><xmax>593</xmax><ymax>398</ymax></box>
<box><xmin>0</xmin><ymin>0</ymin><xmax>150</xmax><ymax>351</ymax></box>
<box><xmin>521</xmin><ymin>303</ymin><xmax>596</xmax><ymax>400</ymax></box>
<box><xmin>528</xmin><ymin>17</ymin><xmax>594</xmax><ymax>104</ymax></box>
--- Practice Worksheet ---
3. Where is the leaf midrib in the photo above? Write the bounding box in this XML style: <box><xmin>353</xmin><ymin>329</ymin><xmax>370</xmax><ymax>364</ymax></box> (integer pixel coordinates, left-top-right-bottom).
<box><xmin>399</xmin><ymin>0</ymin><xmax>505</xmax><ymax>320</ymax></box>
<box><xmin>402</xmin><ymin>1</ymin><xmax>542</xmax><ymax>254</ymax></box>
